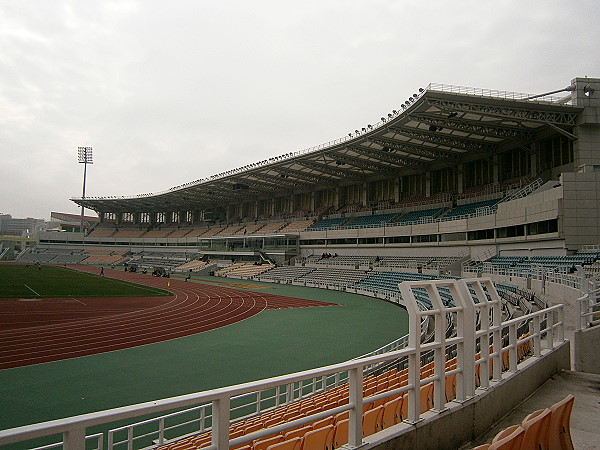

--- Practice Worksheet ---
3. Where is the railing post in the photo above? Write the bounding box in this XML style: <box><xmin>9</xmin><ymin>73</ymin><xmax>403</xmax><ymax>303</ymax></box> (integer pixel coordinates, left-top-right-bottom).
<box><xmin>158</xmin><ymin>417</ymin><xmax>165</xmax><ymax>445</ymax></box>
<box><xmin>532</xmin><ymin>315</ymin><xmax>541</xmax><ymax>358</ymax></box>
<box><xmin>211</xmin><ymin>396</ymin><xmax>230</xmax><ymax>450</ymax></box>
<box><xmin>256</xmin><ymin>390</ymin><xmax>261</xmax><ymax>414</ymax></box>
<box><xmin>547</xmin><ymin>310</ymin><xmax>555</xmax><ymax>350</ymax></box>
<box><xmin>399</xmin><ymin>281</ymin><xmax>423</xmax><ymax>424</ymax></box>
<box><xmin>509</xmin><ymin>323</ymin><xmax>518</xmax><ymax>372</ymax></box>
<box><xmin>63</xmin><ymin>426</ymin><xmax>86</xmax><ymax>450</ymax></box>
<box><xmin>423</xmin><ymin>283</ymin><xmax>447</xmax><ymax>412</ymax></box>
<box><xmin>348</xmin><ymin>366</ymin><xmax>364</xmax><ymax>448</ymax></box>
<box><xmin>557</xmin><ymin>306</ymin><xmax>565</xmax><ymax>342</ymax></box>
<box><xmin>456</xmin><ymin>280</ymin><xmax>476</xmax><ymax>400</ymax></box>
<box><xmin>199</xmin><ymin>406</ymin><xmax>206</xmax><ymax>432</ymax></box>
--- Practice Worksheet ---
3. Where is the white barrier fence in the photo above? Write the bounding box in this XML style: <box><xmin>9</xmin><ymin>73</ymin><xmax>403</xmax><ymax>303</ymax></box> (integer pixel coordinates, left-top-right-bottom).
<box><xmin>577</xmin><ymin>277</ymin><xmax>600</xmax><ymax>330</ymax></box>
<box><xmin>0</xmin><ymin>279</ymin><xmax>565</xmax><ymax>450</ymax></box>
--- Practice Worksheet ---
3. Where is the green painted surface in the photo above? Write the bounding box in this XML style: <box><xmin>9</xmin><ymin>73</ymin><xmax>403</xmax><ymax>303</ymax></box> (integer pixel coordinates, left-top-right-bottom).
<box><xmin>0</xmin><ymin>276</ymin><xmax>408</xmax><ymax>448</ymax></box>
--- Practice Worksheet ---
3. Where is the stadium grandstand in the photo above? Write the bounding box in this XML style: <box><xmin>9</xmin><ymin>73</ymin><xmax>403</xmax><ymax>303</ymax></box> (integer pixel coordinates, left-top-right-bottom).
<box><xmin>2</xmin><ymin>77</ymin><xmax>600</xmax><ymax>449</ymax></box>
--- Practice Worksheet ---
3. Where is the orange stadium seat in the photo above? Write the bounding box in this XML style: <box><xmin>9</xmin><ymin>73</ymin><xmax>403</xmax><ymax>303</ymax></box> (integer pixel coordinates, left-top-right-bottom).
<box><xmin>332</xmin><ymin>419</ymin><xmax>349</xmax><ymax>449</ymax></box>
<box><xmin>300</xmin><ymin>424</ymin><xmax>334</xmax><ymax>450</ymax></box>
<box><xmin>548</xmin><ymin>394</ymin><xmax>575</xmax><ymax>450</ymax></box>
<box><xmin>362</xmin><ymin>405</ymin><xmax>384</xmax><ymax>437</ymax></box>
<box><xmin>521</xmin><ymin>408</ymin><xmax>551</xmax><ymax>450</ymax></box>
<box><xmin>253</xmin><ymin>434</ymin><xmax>284</xmax><ymax>450</ymax></box>
<box><xmin>266</xmin><ymin>436</ymin><xmax>302</xmax><ymax>450</ymax></box>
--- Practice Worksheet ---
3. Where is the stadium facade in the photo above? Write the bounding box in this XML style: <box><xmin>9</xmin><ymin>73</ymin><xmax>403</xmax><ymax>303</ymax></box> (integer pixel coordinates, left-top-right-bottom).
<box><xmin>39</xmin><ymin>76</ymin><xmax>600</xmax><ymax>268</ymax></box>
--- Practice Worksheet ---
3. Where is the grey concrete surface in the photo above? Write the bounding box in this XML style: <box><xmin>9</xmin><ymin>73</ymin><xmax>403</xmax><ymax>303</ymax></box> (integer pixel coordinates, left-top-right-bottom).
<box><xmin>462</xmin><ymin>370</ymin><xmax>600</xmax><ymax>449</ymax></box>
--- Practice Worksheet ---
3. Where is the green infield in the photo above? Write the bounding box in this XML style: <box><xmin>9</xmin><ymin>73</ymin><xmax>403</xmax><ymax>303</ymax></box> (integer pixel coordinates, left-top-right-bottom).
<box><xmin>0</xmin><ymin>264</ymin><xmax>171</xmax><ymax>298</ymax></box>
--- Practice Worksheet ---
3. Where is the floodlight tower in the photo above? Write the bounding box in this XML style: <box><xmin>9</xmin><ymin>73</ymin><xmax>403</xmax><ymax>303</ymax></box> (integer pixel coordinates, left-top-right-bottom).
<box><xmin>78</xmin><ymin>146</ymin><xmax>93</xmax><ymax>237</ymax></box>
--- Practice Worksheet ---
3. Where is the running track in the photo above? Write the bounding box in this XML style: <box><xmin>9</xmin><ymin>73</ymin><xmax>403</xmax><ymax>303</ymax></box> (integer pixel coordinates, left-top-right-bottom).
<box><xmin>0</xmin><ymin>265</ymin><xmax>337</xmax><ymax>370</ymax></box>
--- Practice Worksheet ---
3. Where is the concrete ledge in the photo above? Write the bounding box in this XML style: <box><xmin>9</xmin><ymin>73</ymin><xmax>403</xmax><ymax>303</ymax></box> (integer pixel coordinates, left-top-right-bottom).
<box><xmin>362</xmin><ymin>340</ymin><xmax>570</xmax><ymax>450</ymax></box>
<box><xmin>574</xmin><ymin>326</ymin><xmax>600</xmax><ymax>374</ymax></box>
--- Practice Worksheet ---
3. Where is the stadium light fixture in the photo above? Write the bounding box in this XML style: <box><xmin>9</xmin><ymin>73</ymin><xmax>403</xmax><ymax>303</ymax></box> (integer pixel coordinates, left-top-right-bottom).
<box><xmin>78</xmin><ymin>146</ymin><xmax>93</xmax><ymax>238</ymax></box>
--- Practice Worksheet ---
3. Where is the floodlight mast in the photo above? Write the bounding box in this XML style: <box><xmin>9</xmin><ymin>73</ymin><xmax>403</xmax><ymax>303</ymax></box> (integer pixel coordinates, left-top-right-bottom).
<box><xmin>78</xmin><ymin>147</ymin><xmax>93</xmax><ymax>239</ymax></box>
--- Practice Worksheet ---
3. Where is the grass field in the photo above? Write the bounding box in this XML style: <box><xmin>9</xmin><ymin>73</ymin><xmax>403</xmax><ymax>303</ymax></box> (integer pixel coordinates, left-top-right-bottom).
<box><xmin>0</xmin><ymin>264</ymin><xmax>171</xmax><ymax>298</ymax></box>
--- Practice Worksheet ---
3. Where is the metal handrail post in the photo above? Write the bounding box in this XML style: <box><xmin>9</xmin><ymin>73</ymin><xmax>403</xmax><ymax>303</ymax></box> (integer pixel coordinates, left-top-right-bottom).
<box><xmin>348</xmin><ymin>366</ymin><xmax>364</xmax><ymax>448</ymax></box>
<box><xmin>455</xmin><ymin>280</ymin><xmax>476</xmax><ymax>399</ymax></box>
<box><xmin>212</xmin><ymin>396</ymin><xmax>230</xmax><ymax>449</ymax></box>
<box><xmin>63</xmin><ymin>427</ymin><xmax>86</xmax><ymax>450</ymax></box>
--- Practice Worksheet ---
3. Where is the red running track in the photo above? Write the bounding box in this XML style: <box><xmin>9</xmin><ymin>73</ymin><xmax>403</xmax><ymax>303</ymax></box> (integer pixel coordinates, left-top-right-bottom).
<box><xmin>0</xmin><ymin>265</ymin><xmax>337</xmax><ymax>370</ymax></box>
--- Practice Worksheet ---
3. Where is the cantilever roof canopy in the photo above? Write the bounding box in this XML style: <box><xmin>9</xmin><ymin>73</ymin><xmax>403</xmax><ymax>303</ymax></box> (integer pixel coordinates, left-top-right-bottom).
<box><xmin>72</xmin><ymin>83</ymin><xmax>581</xmax><ymax>214</ymax></box>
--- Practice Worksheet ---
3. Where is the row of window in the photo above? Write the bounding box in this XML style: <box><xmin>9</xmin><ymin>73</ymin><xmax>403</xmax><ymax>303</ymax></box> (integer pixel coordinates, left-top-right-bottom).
<box><xmin>300</xmin><ymin>220</ymin><xmax>558</xmax><ymax>246</ymax></box>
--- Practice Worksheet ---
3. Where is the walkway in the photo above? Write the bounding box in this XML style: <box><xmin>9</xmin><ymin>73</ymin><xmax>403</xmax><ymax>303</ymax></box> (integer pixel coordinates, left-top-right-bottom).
<box><xmin>463</xmin><ymin>370</ymin><xmax>600</xmax><ymax>449</ymax></box>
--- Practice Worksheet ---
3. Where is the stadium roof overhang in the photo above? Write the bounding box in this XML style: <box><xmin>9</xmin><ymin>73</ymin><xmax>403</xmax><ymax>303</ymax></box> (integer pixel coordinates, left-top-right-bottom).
<box><xmin>72</xmin><ymin>84</ymin><xmax>582</xmax><ymax>214</ymax></box>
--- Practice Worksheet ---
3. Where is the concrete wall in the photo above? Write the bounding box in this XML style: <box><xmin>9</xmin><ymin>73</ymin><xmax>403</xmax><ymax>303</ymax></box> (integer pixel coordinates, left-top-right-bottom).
<box><xmin>561</xmin><ymin>170</ymin><xmax>600</xmax><ymax>251</ymax></box>
<box><xmin>574</xmin><ymin>326</ymin><xmax>600</xmax><ymax>374</ymax></box>
<box><xmin>363</xmin><ymin>341</ymin><xmax>570</xmax><ymax>450</ymax></box>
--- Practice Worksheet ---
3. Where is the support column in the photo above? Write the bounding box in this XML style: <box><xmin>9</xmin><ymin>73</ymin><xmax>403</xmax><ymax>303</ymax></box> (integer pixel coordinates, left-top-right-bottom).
<box><xmin>492</xmin><ymin>155</ymin><xmax>499</xmax><ymax>184</ymax></box>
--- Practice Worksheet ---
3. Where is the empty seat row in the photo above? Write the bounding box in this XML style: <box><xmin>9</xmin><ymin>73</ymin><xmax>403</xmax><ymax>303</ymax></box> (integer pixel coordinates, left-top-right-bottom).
<box><xmin>472</xmin><ymin>394</ymin><xmax>574</xmax><ymax>450</ymax></box>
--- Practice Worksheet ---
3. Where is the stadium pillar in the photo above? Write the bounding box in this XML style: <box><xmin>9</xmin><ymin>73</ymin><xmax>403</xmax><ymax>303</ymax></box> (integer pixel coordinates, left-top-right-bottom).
<box><xmin>492</xmin><ymin>154</ymin><xmax>499</xmax><ymax>185</ymax></box>
<box><xmin>334</xmin><ymin>187</ymin><xmax>340</xmax><ymax>210</ymax></box>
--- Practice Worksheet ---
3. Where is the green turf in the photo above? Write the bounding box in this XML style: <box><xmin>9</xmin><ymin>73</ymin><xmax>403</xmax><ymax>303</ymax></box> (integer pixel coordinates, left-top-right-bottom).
<box><xmin>0</xmin><ymin>264</ymin><xmax>170</xmax><ymax>298</ymax></box>
<box><xmin>0</xmin><ymin>276</ymin><xmax>408</xmax><ymax>448</ymax></box>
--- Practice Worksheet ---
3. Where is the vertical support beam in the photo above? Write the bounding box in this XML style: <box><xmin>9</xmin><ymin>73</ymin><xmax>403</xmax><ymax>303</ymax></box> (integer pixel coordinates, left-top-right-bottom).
<box><xmin>424</xmin><ymin>283</ymin><xmax>446</xmax><ymax>412</ymax></box>
<box><xmin>532</xmin><ymin>315</ymin><xmax>542</xmax><ymax>358</ymax></box>
<box><xmin>211</xmin><ymin>396</ymin><xmax>230</xmax><ymax>450</ymax></box>
<box><xmin>530</xmin><ymin>150</ymin><xmax>538</xmax><ymax>177</ymax></box>
<box><xmin>348</xmin><ymin>366</ymin><xmax>363</xmax><ymax>448</ymax></box>
<box><xmin>399</xmin><ymin>281</ymin><xmax>423</xmax><ymax>424</ymax></box>
<box><xmin>492</xmin><ymin>154</ymin><xmax>499</xmax><ymax>184</ymax></box>
<box><xmin>509</xmin><ymin>323</ymin><xmax>518</xmax><ymax>372</ymax></box>
<box><xmin>455</xmin><ymin>280</ymin><xmax>476</xmax><ymax>399</ymax></box>
<box><xmin>63</xmin><ymin>426</ymin><xmax>86</xmax><ymax>450</ymax></box>
<box><xmin>407</xmin><ymin>349</ymin><xmax>420</xmax><ymax>423</ymax></box>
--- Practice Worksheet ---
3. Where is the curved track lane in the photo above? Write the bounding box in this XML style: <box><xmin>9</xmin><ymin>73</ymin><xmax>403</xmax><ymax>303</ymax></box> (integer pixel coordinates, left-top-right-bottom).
<box><xmin>0</xmin><ymin>266</ymin><xmax>336</xmax><ymax>370</ymax></box>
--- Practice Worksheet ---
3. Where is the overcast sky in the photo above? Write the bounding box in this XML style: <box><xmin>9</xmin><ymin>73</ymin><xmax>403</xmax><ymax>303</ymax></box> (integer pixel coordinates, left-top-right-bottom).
<box><xmin>1</xmin><ymin>1</ymin><xmax>598</xmax><ymax>220</ymax></box>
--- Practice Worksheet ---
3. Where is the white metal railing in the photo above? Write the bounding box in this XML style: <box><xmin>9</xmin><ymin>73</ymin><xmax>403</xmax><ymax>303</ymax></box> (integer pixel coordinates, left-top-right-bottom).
<box><xmin>499</xmin><ymin>178</ymin><xmax>543</xmax><ymax>204</ymax></box>
<box><xmin>107</xmin><ymin>330</ymin><xmax>412</xmax><ymax>449</ymax></box>
<box><xmin>426</xmin><ymin>83</ymin><xmax>566</xmax><ymax>103</ymax></box>
<box><xmin>576</xmin><ymin>276</ymin><xmax>600</xmax><ymax>330</ymax></box>
<box><xmin>31</xmin><ymin>433</ymin><xmax>103</xmax><ymax>450</ymax></box>
<box><xmin>0</xmin><ymin>279</ymin><xmax>565</xmax><ymax>450</ymax></box>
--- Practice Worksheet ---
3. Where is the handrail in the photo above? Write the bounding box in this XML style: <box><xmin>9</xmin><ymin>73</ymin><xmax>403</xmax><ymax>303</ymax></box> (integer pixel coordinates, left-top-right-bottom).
<box><xmin>576</xmin><ymin>285</ymin><xmax>600</xmax><ymax>330</ymax></box>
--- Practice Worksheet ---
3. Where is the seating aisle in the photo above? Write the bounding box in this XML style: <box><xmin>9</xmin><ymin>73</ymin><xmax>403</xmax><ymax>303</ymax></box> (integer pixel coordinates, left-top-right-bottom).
<box><xmin>462</xmin><ymin>370</ymin><xmax>600</xmax><ymax>450</ymax></box>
